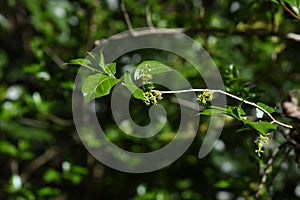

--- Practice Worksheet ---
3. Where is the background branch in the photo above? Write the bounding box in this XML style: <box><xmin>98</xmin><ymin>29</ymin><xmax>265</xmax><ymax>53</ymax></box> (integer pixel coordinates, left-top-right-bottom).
<box><xmin>95</xmin><ymin>27</ymin><xmax>300</xmax><ymax>43</ymax></box>
<box><xmin>120</xmin><ymin>0</ymin><xmax>133</xmax><ymax>31</ymax></box>
<box><xmin>255</xmin><ymin>143</ymin><xmax>290</xmax><ymax>198</ymax></box>
<box><xmin>21</xmin><ymin>147</ymin><xmax>58</xmax><ymax>183</ymax></box>
<box><xmin>146</xmin><ymin>3</ymin><xmax>154</xmax><ymax>27</ymax></box>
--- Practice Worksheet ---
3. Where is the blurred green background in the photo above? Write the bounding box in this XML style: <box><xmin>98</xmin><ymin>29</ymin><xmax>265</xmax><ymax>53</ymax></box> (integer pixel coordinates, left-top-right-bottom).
<box><xmin>0</xmin><ymin>0</ymin><xmax>300</xmax><ymax>199</ymax></box>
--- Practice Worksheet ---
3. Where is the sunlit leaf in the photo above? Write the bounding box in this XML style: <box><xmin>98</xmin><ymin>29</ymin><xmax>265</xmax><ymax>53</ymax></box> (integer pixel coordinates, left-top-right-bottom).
<box><xmin>244</xmin><ymin>120</ymin><xmax>277</xmax><ymax>135</ymax></box>
<box><xmin>284</xmin><ymin>0</ymin><xmax>300</xmax><ymax>15</ymax></box>
<box><xmin>105</xmin><ymin>62</ymin><xmax>116</xmax><ymax>76</ymax></box>
<box><xmin>0</xmin><ymin>141</ymin><xmax>18</xmax><ymax>157</ymax></box>
<box><xmin>124</xmin><ymin>72</ymin><xmax>144</xmax><ymax>100</ymax></box>
<box><xmin>134</xmin><ymin>60</ymin><xmax>172</xmax><ymax>80</ymax></box>
<box><xmin>37</xmin><ymin>187</ymin><xmax>61</xmax><ymax>197</ymax></box>
<box><xmin>43</xmin><ymin>169</ymin><xmax>62</xmax><ymax>183</ymax></box>
<box><xmin>82</xmin><ymin>73</ymin><xmax>119</xmax><ymax>102</ymax></box>
<box><xmin>66</xmin><ymin>58</ymin><xmax>100</xmax><ymax>72</ymax></box>
<box><xmin>199</xmin><ymin>105</ymin><xmax>246</xmax><ymax>121</ymax></box>
<box><xmin>257</xmin><ymin>102</ymin><xmax>276</xmax><ymax>114</ymax></box>
<box><xmin>199</xmin><ymin>106</ymin><xmax>227</xmax><ymax>116</ymax></box>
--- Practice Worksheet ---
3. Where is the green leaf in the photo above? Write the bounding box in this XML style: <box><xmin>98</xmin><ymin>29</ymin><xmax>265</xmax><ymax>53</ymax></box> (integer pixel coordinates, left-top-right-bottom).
<box><xmin>214</xmin><ymin>180</ymin><xmax>231</xmax><ymax>189</ymax></box>
<box><xmin>0</xmin><ymin>141</ymin><xmax>18</xmax><ymax>157</ymax></box>
<box><xmin>66</xmin><ymin>58</ymin><xmax>101</xmax><ymax>72</ymax></box>
<box><xmin>104</xmin><ymin>62</ymin><xmax>116</xmax><ymax>76</ymax></box>
<box><xmin>270</xmin><ymin>0</ymin><xmax>279</xmax><ymax>4</ymax></box>
<box><xmin>43</xmin><ymin>169</ymin><xmax>62</xmax><ymax>183</ymax></box>
<box><xmin>227</xmin><ymin>105</ymin><xmax>246</xmax><ymax>120</ymax></box>
<box><xmin>67</xmin><ymin>58</ymin><xmax>89</xmax><ymax>66</ymax></box>
<box><xmin>38</xmin><ymin>187</ymin><xmax>61</xmax><ymax>197</ymax></box>
<box><xmin>87</xmin><ymin>51</ymin><xmax>107</xmax><ymax>72</ymax></box>
<box><xmin>257</xmin><ymin>102</ymin><xmax>276</xmax><ymax>114</ymax></box>
<box><xmin>199</xmin><ymin>105</ymin><xmax>246</xmax><ymax>121</ymax></box>
<box><xmin>71</xmin><ymin>165</ymin><xmax>89</xmax><ymax>175</ymax></box>
<box><xmin>199</xmin><ymin>106</ymin><xmax>227</xmax><ymax>116</ymax></box>
<box><xmin>244</xmin><ymin>120</ymin><xmax>277</xmax><ymax>135</ymax></box>
<box><xmin>87</xmin><ymin>52</ymin><xmax>100</xmax><ymax>70</ymax></box>
<box><xmin>0</xmin><ymin>121</ymin><xmax>54</xmax><ymax>142</ymax></box>
<box><xmin>134</xmin><ymin>60</ymin><xmax>172</xmax><ymax>80</ymax></box>
<box><xmin>124</xmin><ymin>72</ymin><xmax>144</xmax><ymax>100</ymax></box>
<box><xmin>284</xmin><ymin>0</ymin><xmax>300</xmax><ymax>15</ymax></box>
<box><xmin>99</xmin><ymin>51</ymin><xmax>105</xmax><ymax>69</ymax></box>
<box><xmin>82</xmin><ymin>73</ymin><xmax>119</xmax><ymax>102</ymax></box>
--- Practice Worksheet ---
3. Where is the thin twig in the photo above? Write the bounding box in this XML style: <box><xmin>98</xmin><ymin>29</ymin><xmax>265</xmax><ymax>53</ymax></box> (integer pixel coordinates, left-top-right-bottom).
<box><xmin>18</xmin><ymin>117</ymin><xmax>50</xmax><ymax>129</ymax></box>
<box><xmin>146</xmin><ymin>3</ymin><xmax>154</xmax><ymax>27</ymax></box>
<box><xmin>86</xmin><ymin>0</ymin><xmax>97</xmax><ymax>50</ymax></box>
<box><xmin>46</xmin><ymin>114</ymin><xmax>74</xmax><ymax>126</ymax></box>
<box><xmin>155</xmin><ymin>88</ymin><xmax>293</xmax><ymax>129</ymax></box>
<box><xmin>120</xmin><ymin>0</ymin><xmax>134</xmax><ymax>30</ymax></box>
<box><xmin>44</xmin><ymin>47</ymin><xmax>65</xmax><ymax>69</ymax></box>
<box><xmin>20</xmin><ymin>147</ymin><xmax>58</xmax><ymax>183</ymax></box>
<box><xmin>255</xmin><ymin>143</ymin><xmax>290</xmax><ymax>198</ymax></box>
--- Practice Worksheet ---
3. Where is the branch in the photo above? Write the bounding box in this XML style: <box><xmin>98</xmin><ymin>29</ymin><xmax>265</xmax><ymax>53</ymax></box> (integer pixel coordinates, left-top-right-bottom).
<box><xmin>20</xmin><ymin>147</ymin><xmax>58</xmax><ymax>183</ymax></box>
<box><xmin>120</xmin><ymin>0</ymin><xmax>134</xmax><ymax>31</ymax></box>
<box><xmin>44</xmin><ymin>47</ymin><xmax>65</xmax><ymax>69</ymax></box>
<box><xmin>155</xmin><ymin>88</ymin><xmax>293</xmax><ymax>129</ymax></box>
<box><xmin>94</xmin><ymin>27</ymin><xmax>300</xmax><ymax>43</ymax></box>
<box><xmin>255</xmin><ymin>143</ymin><xmax>290</xmax><ymax>198</ymax></box>
<box><xmin>146</xmin><ymin>3</ymin><xmax>154</xmax><ymax>27</ymax></box>
<box><xmin>279</xmin><ymin>0</ymin><xmax>300</xmax><ymax>21</ymax></box>
<box><xmin>85</xmin><ymin>0</ymin><xmax>98</xmax><ymax>50</ymax></box>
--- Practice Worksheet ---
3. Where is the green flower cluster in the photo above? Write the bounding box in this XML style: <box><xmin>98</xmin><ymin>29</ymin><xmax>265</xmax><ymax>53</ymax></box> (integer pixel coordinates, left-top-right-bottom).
<box><xmin>254</xmin><ymin>134</ymin><xmax>270</xmax><ymax>157</ymax></box>
<box><xmin>143</xmin><ymin>91</ymin><xmax>163</xmax><ymax>106</ymax></box>
<box><xmin>197</xmin><ymin>89</ymin><xmax>213</xmax><ymax>105</ymax></box>
<box><xmin>140</xmin><ymin>67</ymin><xmax>153</xmax><ymax>84</ymax></box>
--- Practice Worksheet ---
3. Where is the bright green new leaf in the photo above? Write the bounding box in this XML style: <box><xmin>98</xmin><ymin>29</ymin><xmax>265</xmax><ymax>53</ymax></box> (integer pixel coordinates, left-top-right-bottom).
<box><xmin>214</xmin><ymin>180</ymin><xmax>231</xmax><ymax>189</ymax></box>
<box><xmin>86</xmin><ymin>51</ymin><xmax>109</xmax><ymax>73</ymax></box>
<box><xmin>270</xmin><ymin>0</ymin><xmax>279</xmax><ymax>4</ymax></box>
<box><xmin>99</xmin><ymin>51</ymin><xmax>105</xmax><ymax>69</ymax></box>
<box><xmin>134</xmin><ymin>60</ymin><xmax>172</xmax><ymax>80</ymax></box>
<box><xmin>67</xmin><ymin>58</ymin><xmax>101</xmax><ymax>72</ymax></box>
<box><xmin>244</xmin><ymin>120</ymin><xmax>277</xmax><ymax>135</ymax></box>
<box><xmin>67</xmin><ymin>58</ymin><xmax>90</xmax><ymax>67</ymax></box>
<box><xmin>43</xmin><ymin>169</ymin><xmax>62</xmax><ymax>183</ymax></box>
<box><xmin>200</xmin><ymin>105</ymin><xmax>246</xmax><ymax>121</ymax></box>
<box><xmin>104</xmin><ymin>62</ymin><xmax>116</xmax><ymax>76</ymax></box>
<box><xmin>257</xmin><ymin>102</ymin><xmax>276</xmax><ymax>114</ymax></box>
<box><xmin>87</xmin><ymin>52</ymin><xmax>101</xmax><ymax>70</ymax></box>
<box><xmin>124</xmin><ymin>72</ymin><xmax>144</xmax><ymax>100</ymax></box>
<box><xmin>228</xmin><ymin>105</ymin><xmax>246</xmax><ymax>120</ymax></box>
<box><xmin>0</xmin><ymin>141</ymin><xmax>18</xmax><ymax>157</ymax></box>
<box><xmin>82</xmin><ymin>73</ymin><xmax>119</xmax><ymax>102</ymax></box>
<box><xmin>37</xmin><ymin>187</ymin><xmax>61</xmax><ymax>197</ymax></box>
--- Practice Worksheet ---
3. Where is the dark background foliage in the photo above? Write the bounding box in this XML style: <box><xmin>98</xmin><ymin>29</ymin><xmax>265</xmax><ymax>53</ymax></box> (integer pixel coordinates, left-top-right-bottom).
<box><xmin>0</xmin><ymin>0</ymin><xmax>300</xmax><ymax>199</ymax></box>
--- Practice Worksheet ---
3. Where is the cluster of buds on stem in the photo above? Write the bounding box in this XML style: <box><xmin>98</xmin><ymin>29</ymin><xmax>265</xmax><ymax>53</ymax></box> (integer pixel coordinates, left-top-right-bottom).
<box><xmin>197</xmin><ymin>89</ymin><xmax>214</xmax><ymax>105</ymax></box>
<box><xmin>143</xmin><ymin>91</ymin><xmax>163</xmax><ymax>106</ymax></box>
<box><xmin>140</xmin><ymin>67</ymin><xmax>153</xmax><ymax>84</ymax></box>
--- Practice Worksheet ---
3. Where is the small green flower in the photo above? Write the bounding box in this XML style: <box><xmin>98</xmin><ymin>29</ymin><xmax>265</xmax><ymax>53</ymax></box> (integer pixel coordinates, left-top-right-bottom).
<box><xmin>197</xmin><ymin>89</ymin><xmax>214</xmax><ymax>105</ymax></box>
<box><xmin>255</xmin><ymin>142</ymin><xmax>264</xmax><ymax>157</ymax></box>
<box><xmin>254</xmin><ymin>134</ymin><xmax>270</xmax><ymax>157</ymax></box>
<box><xmin>140</xmin><ymin>67</ymin><xmax>153</xmax><ymax>84</ymax></box>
